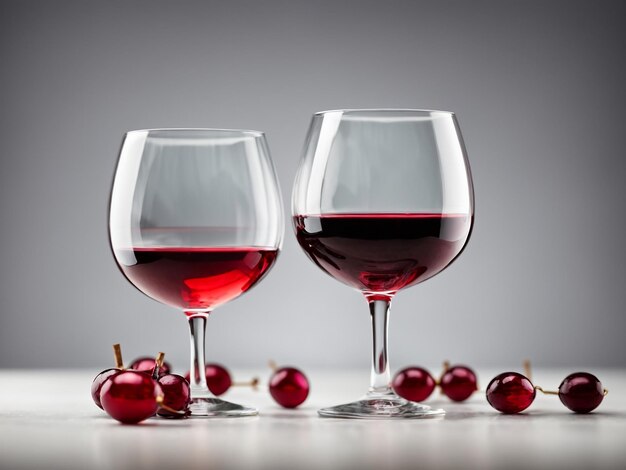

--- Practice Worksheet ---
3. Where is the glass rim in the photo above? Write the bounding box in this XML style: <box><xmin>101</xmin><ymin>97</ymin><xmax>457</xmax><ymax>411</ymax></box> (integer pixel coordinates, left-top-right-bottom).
<box><xmin>313</xmin><ymin>108</ymin><xmax>455</xmax><ymax>116</ymax></box>
<box><xmin>125</xmin><ymin>128</ymin><xmax>265</xmax><ymax>138</ymax></box>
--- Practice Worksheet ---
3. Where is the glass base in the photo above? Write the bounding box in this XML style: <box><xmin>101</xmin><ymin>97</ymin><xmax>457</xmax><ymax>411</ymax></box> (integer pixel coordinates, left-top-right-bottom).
<box><xmin>189</xmin><ymin>397</ymin><xmax>258</xmax><ymax>417</ymax></box>
<box><xmin>318</xmin><ymin>391</ymin><xmax>445</xmax><ymax>419</ymax></box>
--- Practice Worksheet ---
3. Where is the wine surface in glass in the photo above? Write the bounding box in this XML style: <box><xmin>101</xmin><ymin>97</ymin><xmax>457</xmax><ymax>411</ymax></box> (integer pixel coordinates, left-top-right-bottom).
<box><xmin>294</xmin><ymin>213</ymin><xmax>471</xmax><ymax>296</ymax></box>
<box><xmin>116</xmin><ymin>247</ymin><xmax>278</xmax><ymax>311</ymax></box>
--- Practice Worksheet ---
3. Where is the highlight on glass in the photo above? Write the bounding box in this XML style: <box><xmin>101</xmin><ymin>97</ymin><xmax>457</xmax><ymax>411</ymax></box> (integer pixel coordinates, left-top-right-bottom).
<box><xmin>109</xmin><ymin>129</ymin><xmax>284</xmax><ymax>417</ymax></box>
<box><xmin>292</xmin><ymin>109</ymin><xmax>474</xmax><ymax>418</ymax></box>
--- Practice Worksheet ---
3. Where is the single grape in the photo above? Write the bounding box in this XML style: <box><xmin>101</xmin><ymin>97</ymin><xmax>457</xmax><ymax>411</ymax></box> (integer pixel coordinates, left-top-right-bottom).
<box><xmin>157</xmin><ymin>374</ymin><xmax>191</xmax><ymax>418</ymax></box>
<box><xmin>100</xmin><ymin>370</ymin><xmax>163</xmax><ymax>424</ymax></box>
<box><xmin>486</xmin><ymin>372</ymin><xmax>536</xmax><ymax>414</ymax></box>
<box><xmin>558</xmin><ymin>372</ymin><xmax>605</xmax><ymax>413</ymax></box>
<box><xmin>269</xmin><ymin>367</ymin><xmax>310</xmax><ymax>408</ymax></box>
<box><xmin>91</xmin><ymin>368</ymin><xmax>122</xmax><ymax>409</ymax></box>
<box><xmin>392</xmin><ymin>367</ymin><xmax>436</xmax><ymax>402</ymax></box>
<box><xmin>185</xmin><ymin>363</ymin><xmax>232</xmax><ymax>396</ymax></box>
<box><xmin>440</xmin><ymin>365</ymin><xmax>478</xmax><ymax>402</ymax></box>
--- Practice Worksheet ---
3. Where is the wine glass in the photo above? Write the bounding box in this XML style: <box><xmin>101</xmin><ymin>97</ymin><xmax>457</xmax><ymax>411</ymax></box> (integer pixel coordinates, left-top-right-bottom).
<box><xmin>109</xmin><ymin>129</ymin><xmax>283</xmax><ymax>417</ymax></box>
<box><xmin>292</xmin><ymin>109</ymin><xmax>474</xmax><ymax>418</ymax></box>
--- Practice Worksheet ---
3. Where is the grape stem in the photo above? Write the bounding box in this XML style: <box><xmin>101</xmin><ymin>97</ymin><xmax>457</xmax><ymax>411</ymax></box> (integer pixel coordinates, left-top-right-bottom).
<box><xmin>152</xmin><ymin>352</ymin><xmax>165</xmax><ymax>379</ymax></box>
<box><xmin>113</xmin><ymin>344</ymin><xmax>124</xmax><ymax>369</ymax></box>
<box><xmin>233</xmin><ymin>378</ymin><xmax>260</xmax><ymax>390</ymax></box>
<box><xmin>436</xmin><ymin>361</ymin><xmax>451</xmax><ymax>391</ymax></box>
<box><xmin>534</xmin><ymin>386</ymin><xmax>559</xmax><ymax>396</ymax></box>
<box><xmin>155</xmin><ymin>352</ymin><xmax>165</xmax><ymax>369</ymax></box>
<box><xmin>523</xmin><ymin>359</ymin><xmax>532</xmax><ymax>382</ymax></box>
<box><xmin>155</xmin><ymin>396</ymin><xmax>186</xmax><ymax>416</ymax></box>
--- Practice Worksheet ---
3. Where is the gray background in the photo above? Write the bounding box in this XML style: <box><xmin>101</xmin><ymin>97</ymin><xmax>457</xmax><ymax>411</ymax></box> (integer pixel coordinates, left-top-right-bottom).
<box><xmin>1</xmin><ymin>0</ymin><xmax>624</xmax><ymax>371</ymax></box>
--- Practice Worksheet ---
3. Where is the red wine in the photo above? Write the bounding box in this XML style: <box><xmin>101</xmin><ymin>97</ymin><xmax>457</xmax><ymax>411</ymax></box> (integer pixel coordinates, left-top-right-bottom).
<box><xmin>294</xmin><ymin>214</ymin><xmax>472</xmax><ymax>297</ymax></box>
<box><xmin>116</xmin><ymin>247</ymin><xmax>278</xmax><ymax>312</ymax></box>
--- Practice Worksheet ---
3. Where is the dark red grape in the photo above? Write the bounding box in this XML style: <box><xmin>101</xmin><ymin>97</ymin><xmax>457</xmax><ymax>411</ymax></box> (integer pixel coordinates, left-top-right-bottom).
<box><xmin>157</xmin><ymin>374</ymin><xmax>191</xmax><ymax>418</ymax></box>
<box><xmin>91</xmin><ymin>368</ymin><xmax>122</xmax><ymax>409</ymax></box>
<box><xmin>100</xmin><ymin>370</ymin><xmax>163</xmax><ymax>424</ymax></box>
<box><xmin>440</xmin><ymin>365</ymin><xmax>478</xmax><ymax>402</ymax></box>
<box><xmin>185</xmin><ymin>363</ymin><xmax>232</xmax><ymax>396</ymax></box>
<box><xmin>486</xmin><ymin>372</ymin><xmax>536</xmax><ymax>414</ymax></box>
<box><xmin>558</xmin><ymin>372</ymin><xmax>605</xmax><ymax>413</ymax></box>
<box><xmin>269</xmin><ymin>367</ymin><xmax>309</xmax><ymax>408</ymax></box>
<box><xmin>392</xmin><ymin>367</ymin><xmax>436</xmax><ymax>402</ymax></box>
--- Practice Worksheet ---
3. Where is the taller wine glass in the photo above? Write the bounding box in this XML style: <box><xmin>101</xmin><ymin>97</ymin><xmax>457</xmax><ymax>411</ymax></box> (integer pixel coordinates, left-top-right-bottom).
<box><xmin>109</xmin><ymin>129</ymin><xmax>283</xmax><ymax>417</ymax></box>
<box><xmin>293</xmin><ymin>110</ymin><xmax>474</xmax><ymax>418</ymax></box>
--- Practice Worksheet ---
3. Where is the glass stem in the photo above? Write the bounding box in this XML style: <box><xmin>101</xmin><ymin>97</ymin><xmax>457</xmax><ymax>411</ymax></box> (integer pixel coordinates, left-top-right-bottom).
<box><xmin>187</xmin><ymin>313</ymin><xmax>214</xmax><ymax>399</ymax></box>
<box><xmin>368</xmin><ymin>298</ymin><xmax>392</xmax><ymax>396</ymax></box>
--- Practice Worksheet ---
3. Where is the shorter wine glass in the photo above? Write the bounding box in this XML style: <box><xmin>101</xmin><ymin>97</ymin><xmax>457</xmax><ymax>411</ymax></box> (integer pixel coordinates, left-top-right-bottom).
<box><xmin>109</xmin><ymin>128</ymin><xmax>284</xmax><ymax>417</ymax></box>
<box><xmin>292</xmin><ymin>110</ymin><xmax>474</xmax><ymax>418</ymax></box>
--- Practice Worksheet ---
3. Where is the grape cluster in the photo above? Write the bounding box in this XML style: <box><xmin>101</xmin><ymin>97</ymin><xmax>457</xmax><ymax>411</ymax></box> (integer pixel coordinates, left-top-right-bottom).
<box><xmin>486</xmin><ymin>371</ymin><xmax>607</xmax><ymax>414</ymax></box>
<box><xmin>92</xmin><ymin>347</ymin><xmax>190</xmax><ymax>423</ymax></box>
<box><xmin>392</xmin><ymin>363</ymin><xmax>478</xmax><ymax>402</ymax></box>
<box><xmin>92</xmin><ymin>345</ymin><xmax>310</xmax><ymax>424</ymax></box>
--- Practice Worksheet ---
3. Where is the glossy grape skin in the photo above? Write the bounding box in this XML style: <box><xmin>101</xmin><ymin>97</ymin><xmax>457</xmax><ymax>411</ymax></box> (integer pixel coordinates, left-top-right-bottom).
<box><xmin>100</xmin><ymin>371</ymin><xmax>163</xmax><ymax>424</ymax></box>
<box><xmin>185</xmin><ymin>363</ymin><xmax>232</xmax><ymax>396</ymax></box>
<box><xmin>91</xmin><ymin>368</ymin><xmax>121</xmax><ymax>409</ymax></box>
<box><xmin>269</xmin><ymin>367</ymin><xmax>310</xmax><ymax>408</ymax></box>
<box><xmin>558</xmin><ymin>372</ymin><xmax>605</xmax><ymax>413</ymax></box>
<box><xmin>440</xmin><ymin>365</ymin><xmax>478</xmax><ymax>402</ymax></box>
<box><xmin>486</xmin><ymin>372</ymin><xmax>536</xmax><ymax>414</ymax></box>
<box><xmin>129</xmin><ymin>357</ymin><xmax>172</xmax><ymax>377</ymax></box>
<box><xmin>157</xmin><ymin>374</ymin><xmax>191</xmax><ymax>418</ymax></box>
<box><xmin>392</xmin><ymin>367</ymin><xmax>436</xmax><ymax>402</ymax></box>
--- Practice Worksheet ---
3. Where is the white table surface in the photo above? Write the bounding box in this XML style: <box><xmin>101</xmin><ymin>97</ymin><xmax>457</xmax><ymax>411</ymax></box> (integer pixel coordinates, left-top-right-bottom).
<box><xmin>1</xmin><ymin>368</ymin><xmax>625</xmax><ymax>470</ymax></box>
